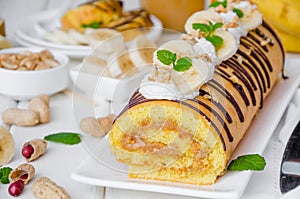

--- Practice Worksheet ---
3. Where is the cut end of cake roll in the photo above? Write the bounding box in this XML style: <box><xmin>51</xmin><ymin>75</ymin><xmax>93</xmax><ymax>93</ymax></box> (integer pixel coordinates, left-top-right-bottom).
<box><xmin>109</xmin><ymin>100</ymin><xmax>228</xmax><ymax>185</ymax></box>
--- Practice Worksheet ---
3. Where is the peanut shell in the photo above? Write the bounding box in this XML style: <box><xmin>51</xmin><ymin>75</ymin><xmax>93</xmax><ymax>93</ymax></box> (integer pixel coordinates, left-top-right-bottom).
<box><xmin>23</xmin><ymin>139</ymin><xmax>47</xmax><ymax>162</ymax></box>
<box><xmin>9</xmin><ymin>163</ymin><xmax>35</xmax><ymax>184</ymax></box>
<box><xmin>80</xmin><ymin>114</ymin><xmax>116</xmax><ymax>137</ymax></box>
<box><xmin>29</xmin><ymin>95</ymin><xmax>50</xmax><ymax>123</ymax></box>
<box><xmin>31</xmin><ymin>176</ymin><xmax>70</xmax><ymax>199</ymax></box>
<box><xmin>1</xmin><ymin>108</ymin><xmax>39</xmax><ymax>126</ymax></box>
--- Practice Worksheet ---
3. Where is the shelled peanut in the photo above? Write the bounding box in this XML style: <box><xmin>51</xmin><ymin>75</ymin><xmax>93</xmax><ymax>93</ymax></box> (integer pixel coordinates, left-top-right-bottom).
<box><xmin>0</xmin><ymin>50</ymin><xmax>58</xmax><ymax>71</ymax></box>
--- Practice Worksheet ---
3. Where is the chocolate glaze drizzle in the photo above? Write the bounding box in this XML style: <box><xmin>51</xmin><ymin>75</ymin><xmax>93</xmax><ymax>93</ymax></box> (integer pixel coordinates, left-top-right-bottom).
<box><xmin>188</xmin><ymin>98</ymin><xmax>234</xmax><ymax>142</ymax></box>
<box><xmin>262</xmin><ymin>21</ymin><xmax>288</xmax><ymax>79</ymax></box>
<box><xmin>208</xmin><ymin>79</ymin><xmax>245</xmax><ymax>122</ymax></box>
<box><xmin>216</xmin><ymin>67</ymin><xmax>250</xmax><ymax>104</ymax></box>
<box><xmin>116</xmin><ymin>22</ymin><xmax>284</xmax><ymax>151</ymax></box>
<box><xmin>199</xmin><ymin>89</ymin><xmax>233</xmax><ymax>124</ymax></box>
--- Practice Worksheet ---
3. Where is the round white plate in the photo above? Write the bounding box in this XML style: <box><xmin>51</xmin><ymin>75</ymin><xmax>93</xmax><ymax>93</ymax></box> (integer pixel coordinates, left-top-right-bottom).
<box><xmin>15</xmin><ymin>9</ymin><xmax>163</xmax><ymax>58</ymax></box>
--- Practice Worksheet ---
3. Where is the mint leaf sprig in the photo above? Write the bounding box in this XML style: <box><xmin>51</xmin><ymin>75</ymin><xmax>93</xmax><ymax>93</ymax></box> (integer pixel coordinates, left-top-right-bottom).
<box><xmin>209</xmin><ymin>0</ymin><xmax>227</xmax><ymax>8</ymax></box>
<box><xmin>209</xmin><ymin>0</ymin><xmax>244</xmax><ymax>19</ymax></box>
<box><xmin>156</xmin><ymin>50</ymin><xmax>192</xmax><ymax>72</ymax></box>
<box><xmin>81</xmin><ymin>22</ymin><xmax>101</xmax><ymax>29</ymax></box>
<box><xmin>227</xmin><ymin>154</ymin><xmax>266</xmax><ymax>171</ymax></box>
<box><xmin>192</xmin><ymin>21</ymin><xmax>224</xmax><ymax>47</ymax></box>
<box><xmin>44</xmin><ymin>132</ymin><xmax>81</xmax><ymax>145</ymax></box>
<box><xmin>233</xmin><ymin>8</ymin><xmax>244</xmax><ymax>18</ymax></box>
<box><xmin>0</xmin><ymin>167</ymin><xmax>13</xmax><ymax>184</ymax></box>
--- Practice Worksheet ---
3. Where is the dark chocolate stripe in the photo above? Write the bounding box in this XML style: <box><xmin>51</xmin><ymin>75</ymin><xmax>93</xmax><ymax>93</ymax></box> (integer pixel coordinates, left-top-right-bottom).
<box><xmin>236</xmin><ymin>49</ymin><xmax>266</xmax><ymax>92</ymax></box>
<box><xmin>222</xmin><ymin>59</ymin><xmax>257</xmax><ymax>106</ymax></box>
<box><xmin>239</xmin><ymin>39</ymin><xmax>271</xmax><ymax>91</ymax></box>
<box><xmin>216</xmin><ymin>67</ymin><xmax>230</xmax><ymax>78</ymax></box>
<box><xmin>262</xmin><ymin>21</ymin><xmax>287</xmax><ymax>79</ymax></box>
<box><xmin>215</xmin><ymin>70</ymin><xmax>250</xmax><ymax>106</ymax></box>
<box><xmin>247</xmin><ymin>33</ymin><xmax>268</xmax><ymax>52</ymax></box>
<box><xmin>243</xmin><ymin>34</ymin><xmax>273</xmax><ymax>73</ymax></box>
<box><xmin>199</xmin><ymin>89</ymin><xmax>233</xmax><ymax>124</ymax></box>
<box><xmin>236</xmin><ymin>53</ymin><xmax>265</xmax><ymax>108</ymax></box>
<box><xmin>199</xmin><ymin>89</ymin><xmax>210</xmax><ymax>96</ymax></box>
<box><xmin>188</xmin><ymin>98</ymin><xmax>233</xmax><ymax>142</ymax></box>
<box><xmin>178</xmin><ymin>101</ymin><xmax>226</xmax><ymax>150</ymax></box>
<box><xmin>208</xmin><ymin>80</ymin><xmax>245</xmax><ymax>122</ymax></box>
<box><xmin>262</xmin><ymin>21</ymin><xmax>285</xmax><ymax>62</ymax></box>
<box><xmin>130</xmin><ymin>90</ymin><xmax>141</xmax><ymax>100</ymax></box>
<box><xmin>228</xmin><ymin>58</ymin><xmax>257</xmax><ymax>91</ymax></box>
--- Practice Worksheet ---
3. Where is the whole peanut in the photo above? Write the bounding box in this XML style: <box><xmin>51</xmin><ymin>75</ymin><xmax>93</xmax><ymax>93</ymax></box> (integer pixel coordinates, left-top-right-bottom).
<box><xmin>80</xmin><ymin>114</ymin><xmax>116</xmax><ymax>137</ymax></box>
<box><xmin>31</xmin><ymin>177</ymin><xmax>70</xmax><ymax>199</ymax></box>
<box><xmin>2</xmin><ymin>108</ymin><xmax>39</xmax><ymax>126</ymax></box>
<box><xmin>29</xmin><ymin>95</ymin><xmax>50</xmax><ymax>123</ymax></box>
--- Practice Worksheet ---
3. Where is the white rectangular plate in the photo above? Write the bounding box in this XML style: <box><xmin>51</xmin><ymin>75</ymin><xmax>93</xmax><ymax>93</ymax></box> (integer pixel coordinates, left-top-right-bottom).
<box><xmin>72</xmin><ymin>58</ymin><xmax>300</xmax><ymax>199</ymax></box>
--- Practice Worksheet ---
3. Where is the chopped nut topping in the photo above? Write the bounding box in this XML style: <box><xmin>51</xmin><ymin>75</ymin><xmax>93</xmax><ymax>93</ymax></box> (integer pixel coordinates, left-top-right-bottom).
<box><xmin>260</xmin><ymin>37</ymin><xmax>272</xmax><ymax>46</ymax></box>
<box><xmin>230</xmin><ymin>75</ymin><xmax>239</xmax><ymax>83</ymax></box>
<box><xmin>236</xmin><ymin>55</ymin><xmax>243</xmax><ymax>64</ymax></box>
<box><xmin>215</xmin><ymin>5</ymin><xmax>227</xmax><ymax>13</ymax></box>
<box><xmin>201</xmin><ymin>54</ymin><xmax>212</xmax><ymax>63</ymax></box>
<box><xmin>0</xmin><ymin>50</ymin><xmax>59</xmax><ymax>71</ymax></box>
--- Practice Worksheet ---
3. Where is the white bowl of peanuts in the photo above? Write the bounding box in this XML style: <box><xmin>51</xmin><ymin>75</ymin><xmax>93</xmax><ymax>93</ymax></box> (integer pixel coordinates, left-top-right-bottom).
<box><xmin>0</xmin><ymin>47</ymin><xmax>69</xmax><ymax>100</ymax></box>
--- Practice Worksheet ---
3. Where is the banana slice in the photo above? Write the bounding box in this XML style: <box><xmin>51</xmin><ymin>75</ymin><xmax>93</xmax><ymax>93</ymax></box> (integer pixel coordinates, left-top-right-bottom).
<box><xmin>184</xmin><ymin>10</ymin><xmax>223</xmax><ymax>34</ymax></box>
<box><xmin>85</xmin><ymin>28</ymin><xmax>125</xmax><ymax>53</ymax></box>
<box><xmin>0</xmin><ymin>126</ymin><xmax>15</xmax><ymax>166</ymax></box>
<box><xmin>240</xmin><ymin>9</ymin><xmax>262</xmax><ymax>31</ymax></box>
<box><xmin>232</xmin><ymin>1</ymin><xmax>263</xmax><ymax>31</ymax></box>
<box><xmin>107</xmin><ymin>49</ymin><xmax>136</xmax><ymax>78</ymax></box>
<box><xmin>153</xmin><ymin>40</ymin><xmax>194</xmax><ymax>69</ymax></box>
<box><xmin>171</xmin><ymin>58</ymin><xmax>211</xmax><ymax>95</ymax></box>
<box><xmin>46</xmin><ymin>30</ymin><xmax>78</xmax><ymax>45</ymax></box>
<box><xmin>83</xmin><ymin>55</ymin><xmax>110</xmax><ymax>76</ymax></box>
<box><xmin>68</xmin><ymin>29</ymin><xmax>89</xmax><ymax>45</ymax></box>
<box><xmin>128</xmin><ymin>35</ymin><xmax>157</xmax><ymax>68</ymax></box>
<box><xmin>214</xmin><ymin>29</ymin><xmax>238</xmax><ymax>61</ymax></box>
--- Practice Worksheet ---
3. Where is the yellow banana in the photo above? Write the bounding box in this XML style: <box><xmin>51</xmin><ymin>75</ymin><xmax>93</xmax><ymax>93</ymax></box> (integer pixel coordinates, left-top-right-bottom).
<box><xmin>276</xmin><ymin>29</ymin><xmax>300</xmax><ymax>53</ymax></box>
<box><xmin>252</xmin><ymin>0</ymin><xmax>300</xmax><ymax>52</ymax></box>
<box><xmin>252</xmin><ymin>0</ymin><xmax>300</xmax><ymax>37</ymax></box>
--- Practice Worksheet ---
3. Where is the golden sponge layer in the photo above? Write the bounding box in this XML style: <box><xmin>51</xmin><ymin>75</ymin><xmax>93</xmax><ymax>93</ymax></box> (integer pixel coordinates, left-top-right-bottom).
<box><xmin>109</xmin><ymin>101</ymin><xmax>227</xmax><ymax>184</ymax></box>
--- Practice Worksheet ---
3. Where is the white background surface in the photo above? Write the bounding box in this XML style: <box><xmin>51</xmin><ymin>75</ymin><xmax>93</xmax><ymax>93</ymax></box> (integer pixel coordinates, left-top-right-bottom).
<box><xmin>0</xmin><ymin>0</ymin><xmax>299</xmax><ymax>198</ymax></box>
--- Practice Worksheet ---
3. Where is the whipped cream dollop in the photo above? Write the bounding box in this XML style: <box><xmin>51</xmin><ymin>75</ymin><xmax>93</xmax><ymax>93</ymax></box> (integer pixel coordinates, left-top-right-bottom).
<box><xmin>227</xmin><ymin>26</ymin><xmax>247</xmax><ymax>43</ymax></box>
<box><xmin>193</xmin><ymin>37</ymin><xmax>220</xmax><ymax>65</ymax></box>
<box><xmin>139</xmin><ymin>75</ymin><xmax>199</xmax><ymax>100</ymax></box>
<box><xmin>233</xmin><ymin>1</ymin><xmax>257</xmax><ymax>11</ymax></box>
<box><xmin>220</xmin><ymin>10</ymin><xmax>236</xmax><ymax>24</ymax></box>
<box><xmin>220</xmin><ymin>11</ymin><xmax>247</xmax><ymax>43</ymax></box>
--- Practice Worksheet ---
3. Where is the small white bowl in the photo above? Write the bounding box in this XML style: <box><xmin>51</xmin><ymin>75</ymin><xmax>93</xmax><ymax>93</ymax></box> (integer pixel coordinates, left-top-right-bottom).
<box><xmin>70</xmin><ymin>63</ymin><xmax>149</xmax><ymax>101</ymax></box>
<box><xmin>0</xmin><ymin>47</ymin><xmax>69</xmax><ymax>100</ymax></box>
